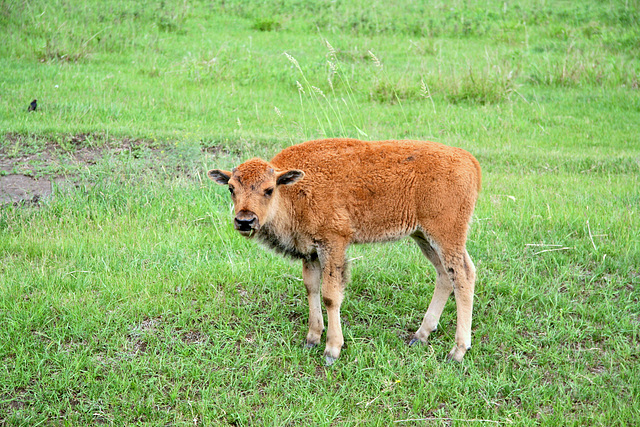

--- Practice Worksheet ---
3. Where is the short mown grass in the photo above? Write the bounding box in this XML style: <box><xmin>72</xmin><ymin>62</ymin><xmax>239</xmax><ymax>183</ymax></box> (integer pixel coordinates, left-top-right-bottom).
<box><xmin>1</xmin><ymin>0</ymin><xmax>639</xmax><ymax>425</ymax></box>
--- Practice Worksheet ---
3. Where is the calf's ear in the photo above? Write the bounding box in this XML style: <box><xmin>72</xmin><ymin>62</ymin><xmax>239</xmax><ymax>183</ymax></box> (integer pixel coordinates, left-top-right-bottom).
<box><xmin>208</xmin><ymin>169</ymin><xmax>232</xmax><ymax>185</ymax></box>
<box><xmin>276</xmin><ymin>169</ymin><xmax>305</xmax><ymax>186</ymax></box>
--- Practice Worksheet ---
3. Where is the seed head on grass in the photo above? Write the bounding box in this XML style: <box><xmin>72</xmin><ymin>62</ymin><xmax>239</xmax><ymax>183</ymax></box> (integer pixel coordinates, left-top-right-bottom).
<box><xmin>368</xmin><ymin>50</ymin><xmax>383</xmax><ymax>69</ymax></box>
<box><xmin>420</xmin><ymin>79</ymin><xmax>428</xmax><ymax>98</ymax></box>
<box><xmin>311</xmin><ymin>86</ymin><xmax>326</xmax><ymax>99</ymax></box>
<box><xmin>325</xmin><ymin>40</ymin><xmax>336</xmax><ymax>58</ymax></box>
<box><xmin>420</xmin><ymin>78</ymin><xmax>436</xmax><ymax>114</ymax></box>
<box><xmin>327</xmin><ymin>61</ymin><xmax>337</xmax><ymax>91</ymax></box>
<box><xmin>284</xmin><ymin>52</ymin><xmax>302</xmax><ymax>73</ymax></box>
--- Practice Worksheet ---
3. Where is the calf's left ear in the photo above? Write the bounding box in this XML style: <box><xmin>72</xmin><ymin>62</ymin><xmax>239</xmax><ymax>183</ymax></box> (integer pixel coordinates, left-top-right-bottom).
<box><xmin>208</xmin><ymin>169</ymin><xmax>232</xmax><ymax>185</ymax></box>
<box><xmin>276</xmin><ymin>169</ymin><xmax>305</xmax><ymax>186</ymax></box>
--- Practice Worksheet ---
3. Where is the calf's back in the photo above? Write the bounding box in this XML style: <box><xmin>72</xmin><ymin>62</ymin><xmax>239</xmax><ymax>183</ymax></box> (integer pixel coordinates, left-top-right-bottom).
<box><xmin>270</xmin><ymin>138</ymin><xmax>481</xmax><ymax>247</ymax></box>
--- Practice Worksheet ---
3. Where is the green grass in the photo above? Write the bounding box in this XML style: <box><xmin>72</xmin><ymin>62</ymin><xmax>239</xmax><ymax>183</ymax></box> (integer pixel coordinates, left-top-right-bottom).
<box><xmin>1</xmin><ymin>0</ymin><xmax>639</xmax><ymax>425</ymax></box>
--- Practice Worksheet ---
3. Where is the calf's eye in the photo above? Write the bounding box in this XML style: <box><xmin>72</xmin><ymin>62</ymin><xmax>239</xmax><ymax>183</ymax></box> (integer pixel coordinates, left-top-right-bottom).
<box><xmin>264</xmin><ymin>187</ymin><xmax>274</xmax><ymax>197</ymax></box>
<box><xmin>228</xmin><ymin>186</ymin><xmax>235</xmax><ymax>195</ymax></box>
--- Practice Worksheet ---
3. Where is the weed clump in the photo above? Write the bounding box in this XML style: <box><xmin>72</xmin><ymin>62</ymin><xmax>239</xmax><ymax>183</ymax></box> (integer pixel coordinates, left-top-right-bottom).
<box><xmin>252</xmin><ymin>17</ymin><xmax>282</xmax><ymax>32</ymax></box>
<box><xmin>445</xmin><ymin>65</ymin><xmax>519</xmax><ymax>104</ymax></box>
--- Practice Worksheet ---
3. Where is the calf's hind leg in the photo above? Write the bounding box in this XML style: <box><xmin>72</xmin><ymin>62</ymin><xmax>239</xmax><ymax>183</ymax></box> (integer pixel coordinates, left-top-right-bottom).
<box><xmin>443</xmin><ymin>249</ymin><xmax>476</xmax><ymax>362</ymax></box>
<box><xmin>409</xmin><ymin>233</ymin><xmax>454</xmax><ymax>345</ymax></box>
<box><xmin>410</xmin><ymin>233</ymin><xmax>476</xmax><ymax>362</ymax></box>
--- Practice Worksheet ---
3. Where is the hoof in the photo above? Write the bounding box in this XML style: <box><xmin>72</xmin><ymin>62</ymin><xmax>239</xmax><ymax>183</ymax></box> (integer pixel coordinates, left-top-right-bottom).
<box><xmin>446</xmin><ymin>346</ymin><xmax>469</xmax><ymax>363</ymax></box>
<box><xmin>445</xmin><ymin>353</ymin><xmax>460</xmax><ymax>363</ymax></box>
<box><xmin>324</xmin><ymin>355</ymin><xmax>337</xmax><ymax>366</ymax></box>
<box><xmin>408</xmin><ymin>337</ymin><xmax>424</xmax><ymax>347</ymax></box>
<box><xmin>303</xmin><ymin>341</ymin><xmax>318</xmax><ymax>349</ymax></box>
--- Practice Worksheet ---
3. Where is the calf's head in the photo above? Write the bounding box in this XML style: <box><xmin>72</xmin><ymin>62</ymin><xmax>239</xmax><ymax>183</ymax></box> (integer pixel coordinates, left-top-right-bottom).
<box><xmin>208</xmin><ymin>158</ymin><xmax>304</xmax><ymax>237</ymax></box>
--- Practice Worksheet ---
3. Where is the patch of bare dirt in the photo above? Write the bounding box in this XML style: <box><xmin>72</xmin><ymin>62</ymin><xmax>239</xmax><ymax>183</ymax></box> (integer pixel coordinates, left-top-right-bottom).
<box><xmin>0</xmin><ymin>133</ymin><xmax>154</xmax><ymax>205</ymax></box>
<box><xmin>0</xmin><ymin>175</ymin><xmax>54</xmax><ymax>204</ymax></box>
<box><xmin>181</xmin><ymin>329</ymin><xmax>208</xmax><ymax>344</ymax></box>
<box><xmin>1</xmin><ymin>132</ymin><xmax>229</xmax><ymax>205</ymax></box>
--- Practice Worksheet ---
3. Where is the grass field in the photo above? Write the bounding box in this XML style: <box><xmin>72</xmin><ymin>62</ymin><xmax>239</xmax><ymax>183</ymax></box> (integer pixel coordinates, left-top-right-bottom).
<box><xmin>1</xmin><ymin>0</ymin><xmax>639</xmax><ymax>425</ymax></box>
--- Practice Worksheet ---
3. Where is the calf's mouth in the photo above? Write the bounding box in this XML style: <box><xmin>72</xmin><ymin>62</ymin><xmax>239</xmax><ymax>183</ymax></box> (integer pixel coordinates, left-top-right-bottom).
<box><xmin>234</xmin><ymin>210</ymin><xmax>260</xmax><ymax>237</ymax></box>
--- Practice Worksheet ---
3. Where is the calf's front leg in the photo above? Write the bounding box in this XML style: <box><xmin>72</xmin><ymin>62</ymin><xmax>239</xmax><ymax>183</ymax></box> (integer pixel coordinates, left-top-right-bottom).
<box><xmin>319</xmin><ymin>247</ymin><xmax>347</xmax><ymax>366</ymax></box>
<box><xmin>302</xmin><ymin>257</ymin><xmax>323</xmax><ymax>348</ymax></box>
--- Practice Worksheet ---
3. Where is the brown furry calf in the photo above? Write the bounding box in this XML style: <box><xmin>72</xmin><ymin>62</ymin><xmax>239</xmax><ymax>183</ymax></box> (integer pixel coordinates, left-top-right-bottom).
<box><xmin>208</xmin><ymin>138</ymin><xmax>481</xmax><ymax>365</ymax></box>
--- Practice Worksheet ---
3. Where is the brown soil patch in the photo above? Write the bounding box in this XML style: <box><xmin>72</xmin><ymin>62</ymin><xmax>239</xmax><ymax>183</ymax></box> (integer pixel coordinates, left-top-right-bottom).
<box><xmin>0</xmin><ymin>175</ymin><xmax>55</xmax><ymax>204</ymax></box>
<box><xmin>0</xmin><ymin>133</ymin><xmax>153</xmax><ymax>205</ymax></box>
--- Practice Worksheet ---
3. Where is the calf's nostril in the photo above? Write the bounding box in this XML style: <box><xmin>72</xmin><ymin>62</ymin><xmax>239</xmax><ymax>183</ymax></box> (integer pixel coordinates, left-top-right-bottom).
<box><xmin>234</xmin><ymin>216</ymin><xmax>257</xmax><ymax>231</ymax></box>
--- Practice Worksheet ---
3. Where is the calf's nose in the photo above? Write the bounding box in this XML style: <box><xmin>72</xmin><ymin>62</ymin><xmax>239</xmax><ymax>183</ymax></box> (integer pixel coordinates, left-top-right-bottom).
<box><xmin>234</xmin><ymin>211</ymin><xmax>258</xmax><ymax>231</ymax></box>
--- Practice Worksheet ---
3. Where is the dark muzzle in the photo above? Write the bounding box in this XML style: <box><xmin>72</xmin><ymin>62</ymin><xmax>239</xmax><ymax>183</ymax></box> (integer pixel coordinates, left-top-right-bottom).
<box><xmin>234</xmin><ymin>211</ymin><xmax>259</xmax><ymax>233</ymax></box>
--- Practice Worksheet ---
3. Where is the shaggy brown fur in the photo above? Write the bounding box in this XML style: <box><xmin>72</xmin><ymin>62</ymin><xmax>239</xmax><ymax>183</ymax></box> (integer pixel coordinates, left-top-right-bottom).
<box><xmin>209</xmin><ymin>138</ymin><xmax>481</xmax><ymax>365</ymax></box>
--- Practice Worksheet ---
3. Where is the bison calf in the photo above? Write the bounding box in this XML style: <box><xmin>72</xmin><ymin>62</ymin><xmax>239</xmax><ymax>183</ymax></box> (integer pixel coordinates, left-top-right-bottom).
<box><xmin>208</xmin><ymin>138</ymin><xmax>481</xmax><ymax>365</ymax></box>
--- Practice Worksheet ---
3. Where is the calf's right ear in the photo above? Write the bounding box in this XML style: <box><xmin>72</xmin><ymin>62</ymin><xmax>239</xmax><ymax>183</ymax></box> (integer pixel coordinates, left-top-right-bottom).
<box><xmin>207</xmin><ymin>169</ymin><xmax>232</xmax><ymax>185</ymax></box>
<box><xmin>276</xmin><ymin>169</ymin><xmax>305</xmax><ymax>186</ymax></box>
